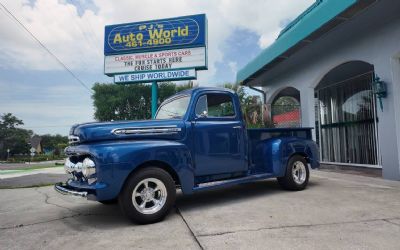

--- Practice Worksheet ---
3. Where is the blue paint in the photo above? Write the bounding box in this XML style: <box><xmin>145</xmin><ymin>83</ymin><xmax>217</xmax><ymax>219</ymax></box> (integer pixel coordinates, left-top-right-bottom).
<box><xmin>63</xmin><ymin>87</ymin><xmax>319</xmax><ymax>201</ymax></box>
<box><xmin>104</xmin><ymin>14</ymin><xmax>207</xmax><ymax>55</ymax></box>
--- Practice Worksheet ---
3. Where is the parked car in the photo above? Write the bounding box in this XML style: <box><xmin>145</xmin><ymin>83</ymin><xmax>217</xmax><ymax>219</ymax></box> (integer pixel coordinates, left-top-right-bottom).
<box><xmin>55</xmin><ymin>87</ymin><xmax>319</xmax><ymax>224</ymax></box>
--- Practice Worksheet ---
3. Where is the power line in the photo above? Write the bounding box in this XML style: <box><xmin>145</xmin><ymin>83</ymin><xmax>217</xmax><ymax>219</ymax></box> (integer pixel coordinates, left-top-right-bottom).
<box><xmin>64</xmin><ymin>0</ymin><xmax>103</xmax><ymax>60</ymax></box>
<box><xmin>58</xmin><ymin>0</ymin><xmax>102</xmax><ymax>73</ymax></box>
<box><xmin>0</xmin><ymin>2</ymin><xmax>93</xmax><ymax>94</ymax></box>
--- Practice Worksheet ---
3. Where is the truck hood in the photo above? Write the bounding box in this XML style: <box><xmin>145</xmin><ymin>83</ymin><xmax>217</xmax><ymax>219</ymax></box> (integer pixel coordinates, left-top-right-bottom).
<box><xmin>69</xmin><ymin>119</ymin><xmax>186</xmax><ymax>144</ymax></box>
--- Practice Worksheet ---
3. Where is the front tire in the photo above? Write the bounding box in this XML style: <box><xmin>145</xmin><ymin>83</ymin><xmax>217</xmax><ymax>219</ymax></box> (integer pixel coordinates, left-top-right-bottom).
<box><xmin>118</xmin><ymin>167</ymin><xmax>176</xmax><ymax>224</ymax></box>
<box><xmin>277</xmin><ymin>155</ymin><xmax>309</xmax><ymax>191</ymax></box>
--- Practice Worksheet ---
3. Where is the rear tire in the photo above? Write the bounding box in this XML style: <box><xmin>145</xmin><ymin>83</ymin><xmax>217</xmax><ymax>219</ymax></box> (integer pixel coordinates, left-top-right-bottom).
<box><xmin>277</xmin><ymin>155</ymin><xmax>309</xmax><ymax>191</ymax></box>
<box><xmin>118</xmin><ymin>167</ymin><xmax>176</xmax><ymax>224</ymax></box>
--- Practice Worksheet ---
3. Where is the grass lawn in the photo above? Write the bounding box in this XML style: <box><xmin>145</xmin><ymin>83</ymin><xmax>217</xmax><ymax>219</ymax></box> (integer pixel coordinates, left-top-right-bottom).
<box><xmin>0</xmin><ymin>164</ymin><xmax>63</xmax><ymax>174</ymax></box>
<box><xmin>13</xmin><ymin>164</ymin><xmax>61</xmax><ymax>171</ymax></box>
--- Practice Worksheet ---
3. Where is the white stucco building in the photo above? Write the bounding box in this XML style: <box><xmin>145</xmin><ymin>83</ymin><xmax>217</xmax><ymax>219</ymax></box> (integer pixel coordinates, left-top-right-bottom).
<box><xmin>237</xmin><ymin>0</ymin><xmax>400</xmax><ymax>180</ymax></box>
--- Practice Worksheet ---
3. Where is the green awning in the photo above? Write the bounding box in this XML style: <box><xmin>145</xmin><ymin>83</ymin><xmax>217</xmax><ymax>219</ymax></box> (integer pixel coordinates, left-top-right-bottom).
<box><xmin>236</xmin><ymin>0</ymin><xmax>359</xmax><ymax>85</ymax></box>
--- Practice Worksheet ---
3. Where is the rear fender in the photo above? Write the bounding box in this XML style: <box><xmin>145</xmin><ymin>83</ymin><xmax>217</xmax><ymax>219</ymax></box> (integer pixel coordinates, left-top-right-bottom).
<box><xmin>281</xmin><ymin>138</ymin><xmax>320</xmax><ymax>172</ymax></box>
<box><xmin>251</xmin><ymin>137</ymin><xmax>319</xmax><ymax>177</ymax></box>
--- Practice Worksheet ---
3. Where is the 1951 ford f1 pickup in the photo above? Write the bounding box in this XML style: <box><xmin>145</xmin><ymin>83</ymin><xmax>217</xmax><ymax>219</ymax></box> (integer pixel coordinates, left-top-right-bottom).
<box><xmin>55</xmin><ymin>87</ymin><xmax>319</xmax><ymax>224</ymax></box>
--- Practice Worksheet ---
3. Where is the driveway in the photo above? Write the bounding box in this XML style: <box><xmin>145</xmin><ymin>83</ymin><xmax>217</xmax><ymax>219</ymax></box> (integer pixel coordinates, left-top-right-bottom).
<box><xmin>1</xmin><ymin>170</ymin><xmax>400</xmax><ymax>249</ymax></box>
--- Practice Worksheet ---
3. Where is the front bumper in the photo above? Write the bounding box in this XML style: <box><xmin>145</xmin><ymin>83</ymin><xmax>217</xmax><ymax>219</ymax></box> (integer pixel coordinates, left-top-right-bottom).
<box><xmin>54</xmin><ymin>182</ymin><xmax>97</xmax><ymax>200</ymax></box>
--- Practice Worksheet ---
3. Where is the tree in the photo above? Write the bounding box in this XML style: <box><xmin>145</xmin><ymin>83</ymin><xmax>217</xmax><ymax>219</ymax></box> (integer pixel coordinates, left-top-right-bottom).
<box><xmin>0</xmin><ymin>113</ymin><xmax>23</xmax><ymax>129</ymax></box>
<box><xmin>223</xmin><ymin>83</ymin><xmax>265</xmax><ymax>128</ymax></box>
<box><xmin>92</xmin><ymin>82</ymin><xmax>194</xmax><ymax>121</ymax></box>
<box><xmin>41</xmin><ymin>134</ymin><xmax>68</xmax><ymax>155</ymax></box>
<box><xmin>0</xmin><ymin>113</ymin><xmax>32</xmax><ymax>159</ymax></box>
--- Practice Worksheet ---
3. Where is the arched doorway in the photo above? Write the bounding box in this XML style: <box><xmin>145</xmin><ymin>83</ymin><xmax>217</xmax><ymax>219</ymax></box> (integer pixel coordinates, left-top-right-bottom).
<box><xmin>315</xmin><ymin>61</ymin><xmax>379</xmax><ymax>166</ymax></box>
<box><xmin>271</xmin><ymin>87</ymin><xmax>301</xmax><ymax>128</ymax></box>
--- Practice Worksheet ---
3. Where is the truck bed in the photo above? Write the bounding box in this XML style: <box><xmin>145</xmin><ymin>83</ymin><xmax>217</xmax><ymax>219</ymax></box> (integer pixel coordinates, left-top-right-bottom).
<box><xmin>247</xmin><ymin>127</ymin><xmax>315</xmax><ymax>175</ymax></box>
<box><xmin>247</xmin><ymin>127</ymin><xmax>313</xmax><ymax>141</ymax></box>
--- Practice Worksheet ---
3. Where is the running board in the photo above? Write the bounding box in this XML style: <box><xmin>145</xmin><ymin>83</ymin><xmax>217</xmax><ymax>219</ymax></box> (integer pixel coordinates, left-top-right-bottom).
<box><xmin>193</xmin><ymin>173</ymin><xmax>275</xmax><ymax>192</ymax></box>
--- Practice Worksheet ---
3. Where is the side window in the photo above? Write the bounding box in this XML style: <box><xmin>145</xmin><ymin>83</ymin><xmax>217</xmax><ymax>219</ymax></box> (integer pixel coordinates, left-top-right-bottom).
<box><xmin>195</xmin><ymin>95</ymin><xmax>208</xmax><ymax>117</ymax></box>
<box><xmin>195</xmin><ymin>93</ymin><xmax>236</xmax><ymax>118</ymax></box>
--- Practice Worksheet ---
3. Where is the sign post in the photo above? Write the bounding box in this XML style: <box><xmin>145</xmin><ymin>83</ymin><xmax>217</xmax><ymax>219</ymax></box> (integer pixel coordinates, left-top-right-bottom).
<box><xmin>30</xmin><ymin>147</ymin><xmax>36</xmax><ymax>164</ymax></box>
<box><xmin>104</xmin><ymin>14</ymin><xmax>207</xmax><ymax>119</ymax></box>
<box><xmin>152</xmin><ymin>81</ymin><xmax>158</xmax><ymax>118</ymax></box>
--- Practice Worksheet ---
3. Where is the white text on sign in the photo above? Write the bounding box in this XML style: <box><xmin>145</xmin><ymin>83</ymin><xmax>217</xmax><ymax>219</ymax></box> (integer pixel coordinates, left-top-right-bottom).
<box><xmin>114</xmin><ymin>69</ymin><xmax>196</xmax><ymax>84</ymax></box>
<box><xmin>105</xmin><ymin>47</ymin><xmax>206</xmax><ymax>75</ymax></box>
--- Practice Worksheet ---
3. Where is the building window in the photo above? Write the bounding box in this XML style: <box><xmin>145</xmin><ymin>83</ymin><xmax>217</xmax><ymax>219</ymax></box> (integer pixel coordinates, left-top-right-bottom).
<box><xmin>271</xmin><ymin>87</ymin><xmax>301</xmax><ymax>128</ymax></box>
<box><xmin>315</xmin><ymin>61</ymin><xmax>379</xmax><ymax>166</ymax></box>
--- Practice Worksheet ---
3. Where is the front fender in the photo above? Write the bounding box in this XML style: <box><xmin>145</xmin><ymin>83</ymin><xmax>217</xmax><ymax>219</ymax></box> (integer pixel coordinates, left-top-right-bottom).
<box><xmin>66</xmin><ymin>140</ymin><xmax>194</xmax><ymax>200</ymax></box>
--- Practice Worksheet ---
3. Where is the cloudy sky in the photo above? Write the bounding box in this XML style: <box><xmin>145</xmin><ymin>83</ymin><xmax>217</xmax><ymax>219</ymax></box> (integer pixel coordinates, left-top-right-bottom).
<box><xmin>0</xmin><ymin>0</ymin><xmax>314</xmax><ymax>135</ymax></box>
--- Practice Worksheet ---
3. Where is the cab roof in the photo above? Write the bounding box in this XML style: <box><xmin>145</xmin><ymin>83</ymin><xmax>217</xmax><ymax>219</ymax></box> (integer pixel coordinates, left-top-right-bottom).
<box><xmin>176</xmin><ymin>87</ymin><xmax>235</xmax><ymax>96</ymax></box>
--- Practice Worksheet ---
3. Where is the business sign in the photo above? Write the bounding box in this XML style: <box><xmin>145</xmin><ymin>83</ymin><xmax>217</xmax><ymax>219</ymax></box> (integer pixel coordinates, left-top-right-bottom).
<box><xmin>114</xmin><ymin>69</ymin><xmax>196</xmax><ymax>84</ymax></box>
<box><xmin>104</xmin><ymin>14</ymin><xmax>206</xmax><ymax>55</ymax></box>
<box><xmin>105</xmin><ymin>47</ymin><xmax>206</xmax><ymax>75</ymax></box>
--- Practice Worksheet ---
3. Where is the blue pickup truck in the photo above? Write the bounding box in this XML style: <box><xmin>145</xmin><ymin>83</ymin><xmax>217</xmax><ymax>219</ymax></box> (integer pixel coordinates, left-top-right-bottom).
<box><xmin>56</xmin><ymin>87</ymin><xmax>319</xmax><ymax>224</ymax></box>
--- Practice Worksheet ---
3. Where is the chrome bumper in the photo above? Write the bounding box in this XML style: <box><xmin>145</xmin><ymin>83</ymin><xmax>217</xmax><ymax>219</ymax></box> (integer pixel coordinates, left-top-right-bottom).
<box><xmin>54</xmin><ymin>182</ymin><xmax>88</xmax><ymax>198</ymax></box>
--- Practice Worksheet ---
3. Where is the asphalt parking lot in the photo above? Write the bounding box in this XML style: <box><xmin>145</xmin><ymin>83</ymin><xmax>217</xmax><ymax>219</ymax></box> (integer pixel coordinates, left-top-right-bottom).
<box><xmin>1</xmin><ymin>170</ymin><xmax>400</xmax><ymax>250</ymax></box>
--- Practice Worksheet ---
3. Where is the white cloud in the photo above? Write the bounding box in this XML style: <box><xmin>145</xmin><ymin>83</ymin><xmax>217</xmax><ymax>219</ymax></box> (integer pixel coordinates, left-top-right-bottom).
<box><xmin>0</xmin><ymin>0</ymin><xmax>104</xmax><ymax>72</ymax></box>
<box><xmin>228</xmin><ymin>61</ymin><xmax>238</xmax><ymax>75</ymax></box>
<box><xmin>258</xmin><ymin>28</ymin><xmax>282</xmax><ymax>49</ymax></box>
<box><xmin>0</xmin><ymin>0</ymin><xmax>314</xmax><ymax>135</ymax></box>
<box><xmin>0</xmin><ymin>0</ymin><xmax>314</xmax><ymax>80</ymax></box>
<box><xmin>0</xmin><ymin>77</ymin><xmax>94</xmax><ymax>135</ymax></box>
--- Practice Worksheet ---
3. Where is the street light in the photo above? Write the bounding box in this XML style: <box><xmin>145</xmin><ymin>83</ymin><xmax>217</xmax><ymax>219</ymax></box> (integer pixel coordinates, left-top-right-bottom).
<box><xmin>6</xmin><ymin>149</ymin><xmax>10</xmax><ymax>161</ymax></box>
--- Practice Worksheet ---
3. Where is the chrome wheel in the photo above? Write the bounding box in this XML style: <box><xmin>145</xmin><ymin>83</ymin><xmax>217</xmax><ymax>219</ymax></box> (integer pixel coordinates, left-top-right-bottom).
<box><xmin>132</xmin><ymin>178</ymin><xmax>167</xmax><ymax>215</ymax></box>
<box><xmin>292</xmin><ymin>161</ymin><xmax>307</xmax><ymax>184</ymax></box>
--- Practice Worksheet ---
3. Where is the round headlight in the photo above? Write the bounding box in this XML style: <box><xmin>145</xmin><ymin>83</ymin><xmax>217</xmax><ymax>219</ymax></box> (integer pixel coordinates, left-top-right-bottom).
<box><xmin>82</xmin><ymin>158</ymin><xmax>96</xmax><ymax>177</ymax></box>
<box><xmin>64</xmin><ymin>158</ymin><xmax>73</xmax><ymax>173</ymax></box>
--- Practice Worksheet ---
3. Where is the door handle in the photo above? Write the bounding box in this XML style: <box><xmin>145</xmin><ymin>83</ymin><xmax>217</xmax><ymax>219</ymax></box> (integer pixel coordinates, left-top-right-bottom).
<box><xmin>233</xmin><ymin>126</ymin><xmax>242</xmax><ymax>129</ymax></box>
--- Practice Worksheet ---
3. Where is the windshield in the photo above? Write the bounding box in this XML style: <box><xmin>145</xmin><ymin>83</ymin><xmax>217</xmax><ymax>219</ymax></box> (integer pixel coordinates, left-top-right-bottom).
<box><xmin>155</xmin><ymin>95</ymin><xmax>191</xmax><ymax>119</ymax></box>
